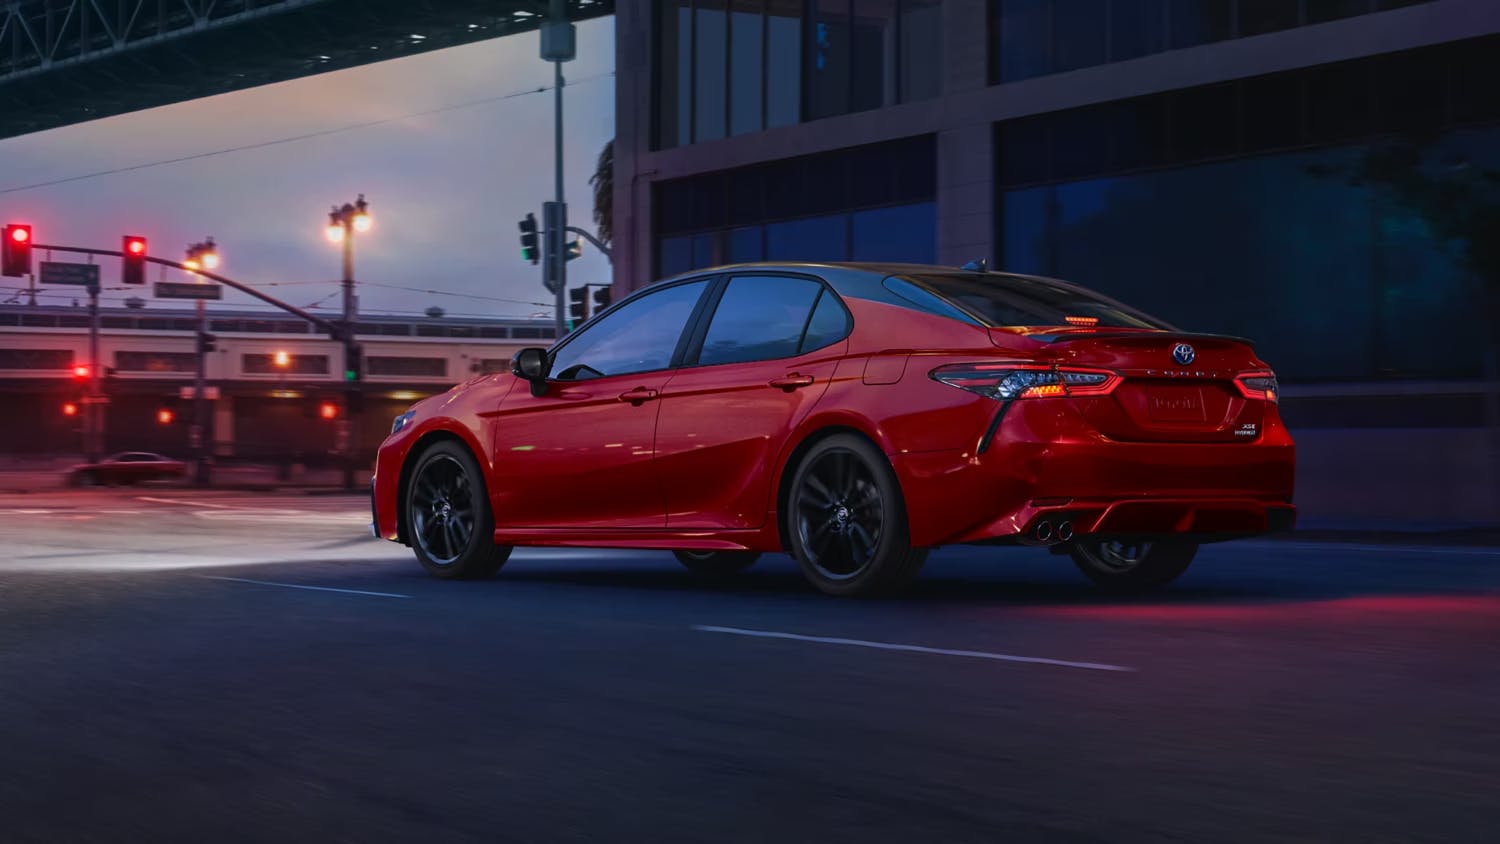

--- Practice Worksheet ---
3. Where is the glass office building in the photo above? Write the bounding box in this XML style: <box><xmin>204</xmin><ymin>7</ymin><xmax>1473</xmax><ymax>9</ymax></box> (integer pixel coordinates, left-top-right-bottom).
<box><xmin>613</xmin><ymin>0</ymin><xmax>1500</xmax><ymax>522</ymax></box>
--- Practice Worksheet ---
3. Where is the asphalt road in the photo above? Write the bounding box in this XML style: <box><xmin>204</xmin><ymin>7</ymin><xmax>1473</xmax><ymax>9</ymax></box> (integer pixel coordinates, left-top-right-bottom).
<box><xmin>1</xmin><ymin>489</ymin><xmax>1498</xmax><ymax>843</ymax></box>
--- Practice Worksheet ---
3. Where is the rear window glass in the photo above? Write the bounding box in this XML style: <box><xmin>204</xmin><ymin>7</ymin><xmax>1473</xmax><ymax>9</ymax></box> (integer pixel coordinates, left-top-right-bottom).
<box><xmin>894</xmin><ymin>273</ymin><xmax>1170</xmax><ymax>329</ymax></box>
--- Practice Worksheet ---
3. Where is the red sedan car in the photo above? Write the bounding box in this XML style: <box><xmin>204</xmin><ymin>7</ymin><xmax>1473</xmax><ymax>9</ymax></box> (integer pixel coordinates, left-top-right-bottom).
<box><xmin>372</xmin><ymin>263</ymin><xmax>1294</xmax><ymax>596</ymax></box>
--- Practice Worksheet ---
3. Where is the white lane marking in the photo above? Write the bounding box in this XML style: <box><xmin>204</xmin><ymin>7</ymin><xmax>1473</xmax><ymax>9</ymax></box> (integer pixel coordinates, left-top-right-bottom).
<box><xmin>191</xmin><ymin>510</ymin><xmax>369</xmax><ymax>524</ymax></box>
<box><xmin>138</xmin><ymin>496</ymin><xmax>244</xmax><ymax>510</ymax></box>
<box><xmin>693</xmin><ymin>625</ymin><xmax>1134</xmax><ymax>673</ymax></box>
<box><xmin>199</xmin><ymin>575</ymin><xmax>411</xmax><ymax>599</ymax></box>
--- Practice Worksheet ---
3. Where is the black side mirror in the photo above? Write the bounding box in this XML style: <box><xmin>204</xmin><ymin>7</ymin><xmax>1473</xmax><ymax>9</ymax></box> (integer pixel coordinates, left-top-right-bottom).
<box><xmin>511</xmin><ymin>347</ymin><xmax>552</xmax><ymax>397</ymax></box>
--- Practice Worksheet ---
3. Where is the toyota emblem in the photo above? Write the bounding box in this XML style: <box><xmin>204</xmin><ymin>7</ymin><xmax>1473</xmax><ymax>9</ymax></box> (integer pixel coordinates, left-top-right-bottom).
<box><xmin>1172</xmin><ymin>343</ymin><xmax>1195</xmax><ymax>365</ymax></box>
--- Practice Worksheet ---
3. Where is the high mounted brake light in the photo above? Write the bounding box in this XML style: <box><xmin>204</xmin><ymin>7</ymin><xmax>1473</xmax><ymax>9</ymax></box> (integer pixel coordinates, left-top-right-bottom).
<box><xmin>930</xmin><ymin>363</ymin><xmax>1120</xmax><ymax>401</ymax></box>
<box><xmin>1064</xmin><ymin>316</ymin><xmax>1099</xmax><ymax>326</ymax></box>
<box><xmin>1234</xmin><ymin>371</ymin><xmax>1279</xmax><ymax>404</ymax></box>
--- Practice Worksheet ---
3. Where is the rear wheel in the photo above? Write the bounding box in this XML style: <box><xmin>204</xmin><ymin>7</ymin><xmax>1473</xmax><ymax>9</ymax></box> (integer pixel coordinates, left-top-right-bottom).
<box><xmin>785</xmin><ymin>434</ymin><xmax>927</xmax><ymax>597</ymax></box>
<box><xmin>672</xmin><ymin>550</ymin><xmax>761</xmax><ymax>576</ymax></box>
<box><xmin>1069</xmin><ymin>539</ymin><xmax>1197</xmax><ymax>591</ymax></box>
<box><xmin>406</xmin><ymin>441</ymin><xmax>512</xmax><ymax>579</ymax></box>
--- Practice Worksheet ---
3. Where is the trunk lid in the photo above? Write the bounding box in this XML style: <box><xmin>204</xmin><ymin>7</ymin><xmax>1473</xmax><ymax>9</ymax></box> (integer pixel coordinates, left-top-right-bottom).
<box><xmin>992</xmin><ymin>328</ymin><xmax>1269</xmax><ymax>443</ymax></box>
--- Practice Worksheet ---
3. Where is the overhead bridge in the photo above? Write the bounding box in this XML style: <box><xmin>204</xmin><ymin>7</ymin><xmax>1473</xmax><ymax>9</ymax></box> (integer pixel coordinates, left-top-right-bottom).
<box><xmin>0</xmin><ymin>0</ymin><xmax>613</xmax><ymax>140</ymax></box>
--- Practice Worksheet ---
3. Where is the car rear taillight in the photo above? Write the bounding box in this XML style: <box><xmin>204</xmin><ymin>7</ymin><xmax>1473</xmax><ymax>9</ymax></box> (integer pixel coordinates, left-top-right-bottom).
<box><xmin>1234</xmin><ymin>371</ymin><xmax>1279</xmax><ymax>404</ymax></box>
<box><xmin>930</xmin><ymin>363</ymin><xmax>1120</xmax><ymax>401</ymax></box>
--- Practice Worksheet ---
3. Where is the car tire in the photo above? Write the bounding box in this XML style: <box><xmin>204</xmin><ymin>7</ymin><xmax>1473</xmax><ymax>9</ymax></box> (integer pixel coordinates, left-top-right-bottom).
<box><xmin>405</xmin><ymin>441</ymin><xmax>512</xmax><ymax>580</ymax></box>
<box><xmin>1069</xmin><ymin>539</ymin><xmax>1197</xmax><ymax>591</ymax></box>
<box><xmin>785</xmin><ymin>433</ymin><xmax>928</xmax><ymax>597</ymax></box>
<box><xmin>672</xmin><ymin>549</ymin><xmax>761</xmax><ymax>576</ymax></box>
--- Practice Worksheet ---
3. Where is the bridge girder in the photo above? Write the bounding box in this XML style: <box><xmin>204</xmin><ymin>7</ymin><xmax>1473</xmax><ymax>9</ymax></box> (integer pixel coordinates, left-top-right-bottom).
<box><xmin>0</xmin><ymin>0</ymin><xmax>612</xmax><ymax>140</ymax></box>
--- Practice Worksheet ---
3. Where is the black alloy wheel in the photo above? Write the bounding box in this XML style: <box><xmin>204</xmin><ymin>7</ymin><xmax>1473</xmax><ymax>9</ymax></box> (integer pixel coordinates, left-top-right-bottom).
<box><xmin>786</xmin><ymin>434</ymin><xmax>927</xmax><ymax>597</ymax></box>
<box><xmin>1069</xmin><ymin>538</ymin><xmax>1198</xmax><ymax>591</ymax></box>
<box><xmin>672</xmin><ymin>549</ymin><xmax>762</xmax><ymax>576</ymax></box>
<box><xmin>406</xmin><ymin>441</ymin><xmax>512</xmax><ymax>579</ymax></box>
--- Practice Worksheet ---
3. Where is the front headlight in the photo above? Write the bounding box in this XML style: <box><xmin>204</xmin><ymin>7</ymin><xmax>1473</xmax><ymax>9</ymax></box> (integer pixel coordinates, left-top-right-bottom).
<box><xmin>391</xmin><ymin>410</ymin><xmax>416</xmax><ymax>434</ymax></box>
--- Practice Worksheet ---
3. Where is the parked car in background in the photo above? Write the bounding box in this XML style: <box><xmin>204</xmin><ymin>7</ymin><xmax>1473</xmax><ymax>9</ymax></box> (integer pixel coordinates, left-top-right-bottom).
<box><xmin>67</xmin><ymin>452</ymin><xmax>187</xmax><ymax>486</ymax></box>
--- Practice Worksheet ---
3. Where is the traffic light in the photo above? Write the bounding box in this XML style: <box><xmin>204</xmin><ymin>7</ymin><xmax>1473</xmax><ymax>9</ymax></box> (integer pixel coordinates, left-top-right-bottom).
<box><xmin>157</xmin><ymin>408</ymin><xmax>175</xmax><ymax>425</ymax></box>
<box><xmin>565</xmin><ymin>239</ymin><xmax>582</xmax><ymax>261</ymax></box>
<box><xmin>518</xmin><ymin>213</ymin><xmax>539</xmax><ymax>265</ymax></box>
<box><xmin>319</xmin><ymin>401</ymin><xmax>339</xmax><ymax>420</ymax></box>
<box><xmin>62</xmin><ymin>402</ymin><xmax>78</xmax><ymax>418</ymax></box>
<box><xmin>72</xmin><ymin>364</ymin><xmax>90</xmax><ymax>381</ymax></box>
<box><xmin>592</xmin><ymin>286</ymin><xmax>612</xmax><ymax>313</ymax></box>
<box><xmin>343</xmin><ymin>343</ymin><xmax>362</xmax><ymax>382</ymax></box>
<box><xmin>2</xmin><ymin>224</ymin><xmax>32</xmax><ymax>277</ymax></box>
<box><xmin>196</xmin><ymin>331</ymin><xmax>217</xmax><ymax>354</ymax></box>
<box><xmin>122</xmin><ymin>235</ymin><xmax>147</xmax><ymax>285</ymax></box>
<box><xmin>568</xmin><ymin>287</ymin><xmax>589</xmax><ymax>323</ymax></box>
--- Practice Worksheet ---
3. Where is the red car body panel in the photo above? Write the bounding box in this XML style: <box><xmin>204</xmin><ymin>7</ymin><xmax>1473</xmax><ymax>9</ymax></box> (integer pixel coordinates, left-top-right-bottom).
<box><xmin>372</xmin><ymin>264</ymin><xmax>1295</xmax><ymax>554</ymax></box>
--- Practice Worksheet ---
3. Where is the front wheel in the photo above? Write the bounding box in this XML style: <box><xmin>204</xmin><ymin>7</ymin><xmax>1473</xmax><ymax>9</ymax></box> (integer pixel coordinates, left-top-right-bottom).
<box><xmin>785</xmin><ymin>434</ymin><xmax>927</xmax><ymax>597</ymax></box>
<box><xmin>406</xmin><ymin>442</ymin><xmax>512</xmax><ymax>579</ymax></box>
<box><xmin>672</xmin><ymin>550</ymin><xmax>761</xmax><ymax>576</ymax></box>
<box><xmin>1069</xmin><ymin>539</ymin><xmax>1198</xmax><ymax>591</ymax></box>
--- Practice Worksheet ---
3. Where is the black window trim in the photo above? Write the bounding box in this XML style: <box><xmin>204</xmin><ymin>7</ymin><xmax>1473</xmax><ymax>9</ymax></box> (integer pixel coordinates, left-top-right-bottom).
<box><xmin>543</xmin><ymin>274</ymin><xmax>721</xmax><ymax>382</ymax></box>
<box><xmin>679</xmin><ymin>270</ymin><xmax>853</xmax><ymax>368</ymax></box>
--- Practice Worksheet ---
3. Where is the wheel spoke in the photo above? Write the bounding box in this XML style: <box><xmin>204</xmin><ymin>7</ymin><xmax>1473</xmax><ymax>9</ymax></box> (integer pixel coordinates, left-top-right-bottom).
<box><xmin>848</xmin><ymin>522</ymin><xmax>876</xmax><ymax>562</ymax></box>
<box><xmin>802</xmin><ymin>475</ymin><xmax>836</xmax><ymax>510</ymax></box>
<box><xmin>444</xmin><ymin>521</ymin><xmax>463</xmax><ymax>557</ymax></box>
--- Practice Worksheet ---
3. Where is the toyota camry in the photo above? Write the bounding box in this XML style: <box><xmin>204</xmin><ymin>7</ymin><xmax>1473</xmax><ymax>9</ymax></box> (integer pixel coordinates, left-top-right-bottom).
<box><xmin>371</xmin><ymin>262</ymin><xmax>1295</xmax><ymax>596</ymax></box>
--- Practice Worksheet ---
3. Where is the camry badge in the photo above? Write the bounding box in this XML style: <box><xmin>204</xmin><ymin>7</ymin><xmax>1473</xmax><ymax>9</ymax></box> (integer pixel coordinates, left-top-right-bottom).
<box><xmin>1172</xmin><ymin>343</ymin><xmax>1195</xmax><ymax>366</ymax></box>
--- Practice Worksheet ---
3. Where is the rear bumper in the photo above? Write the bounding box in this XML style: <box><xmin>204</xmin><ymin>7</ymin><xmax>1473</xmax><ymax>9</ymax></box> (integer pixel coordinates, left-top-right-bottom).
<box><xmin>892</xmin><ymin>403</ymin><xmax>1296</xmax><ymax>547</ymax></box>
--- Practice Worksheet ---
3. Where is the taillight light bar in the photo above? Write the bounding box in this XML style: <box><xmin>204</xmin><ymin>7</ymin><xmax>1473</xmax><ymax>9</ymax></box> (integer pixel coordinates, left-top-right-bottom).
<box><xmin>1234</xmin><ymin>371</ymin><xmax>1279</xmax><ymax>404</ymax></box>
<box><xmin>930</xmin><ymin>363</ymin><xmax>1121</xmax><ymax>401</ymax></box>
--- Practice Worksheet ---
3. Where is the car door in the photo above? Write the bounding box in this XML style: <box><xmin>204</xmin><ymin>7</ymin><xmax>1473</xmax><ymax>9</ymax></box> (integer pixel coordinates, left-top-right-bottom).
<box><xmin>489</xmin><ymin>278</ymin><xmax>714</xmax><ymax>529</ymax></box>
<box><xmin>655</xmin><ymin>274</ymin><xmax>852</xmax><ymax>530</ymax></box>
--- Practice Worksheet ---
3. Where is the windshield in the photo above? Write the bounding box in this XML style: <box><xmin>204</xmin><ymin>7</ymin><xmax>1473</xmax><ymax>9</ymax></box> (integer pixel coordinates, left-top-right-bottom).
<box><xmin>895</xmin><ymin>272</ymin><xmax>1172</xmax><ymax>330</ymax></box>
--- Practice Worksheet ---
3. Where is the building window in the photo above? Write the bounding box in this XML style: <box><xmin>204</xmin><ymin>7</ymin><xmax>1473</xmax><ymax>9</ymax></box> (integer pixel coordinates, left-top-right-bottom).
<box><xmin>243</xmin><ymin>353</ymin><xmax>329</xmax><ymax>375</ymax></box>
<box><xmin>656</xmin><ymin>135</ymin><xmax>937</xmax><ymax>275</ymax></box>
<box><xmin>992</xmin><ymin>0</ymin><xmax>1439</xmax><ymax>83</ymax></box>
<box><xmin>0</xmin><ymin>348</ymin><xmax>72</xmax><ymax>370</ymax></box>
<box><xmin>995</xmin><ymin>37</ymin><xmax>1500</xmax><ymax>382</ymax></box>
<box><xmin>366</xmin><ymin>357</ymin><xmax>448</xmax><ymax>378</ymax></box>
<box><xmin>115</xmin><ymin>351</ymin><xmax>198</xmax><ymax>373</ymax></box>
<box><xmin>655</xmin><ymin>0</ymin><xmax>943</xmax><ymax>149</ymax></box>
<box><xmin>477</xmin><ymin>358</ymin><xmax>513</xmax><ymax>375</ymax></box>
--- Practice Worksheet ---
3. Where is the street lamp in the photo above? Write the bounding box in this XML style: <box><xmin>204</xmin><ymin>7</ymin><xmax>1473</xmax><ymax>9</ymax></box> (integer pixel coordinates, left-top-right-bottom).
<box><xmin>325</xmin><ymin>194</ymin><xmax>371</xmax><ymax>490</ymax></box>
<box><xmin>184</xmin><ymin>236</ymin><xmax>221</xmax><ymax>487</ymax></box>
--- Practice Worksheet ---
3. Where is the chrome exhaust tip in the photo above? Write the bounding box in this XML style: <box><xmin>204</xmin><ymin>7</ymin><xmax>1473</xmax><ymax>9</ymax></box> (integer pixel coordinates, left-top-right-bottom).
<box><xmin>1035</xmin><ymin>521</ymin><xmax>1054</xmax><ymax>542</ymax></box>
<box><xmin>1057</xmin><ymin>521</ymin><xmax>1074</xmax><ymax>542</ymax></box>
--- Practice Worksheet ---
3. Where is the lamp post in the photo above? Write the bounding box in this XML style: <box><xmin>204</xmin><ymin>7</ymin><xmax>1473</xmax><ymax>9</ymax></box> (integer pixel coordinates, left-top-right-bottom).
<box><xmin>184</xmin><ymin>237</ymin><xmax>220</xmax><ymax>486</ymax></box>
<box><xmin>326</xmin><ymin>195</ymin><xmax>371</xmax><ymax>490</ymax></box>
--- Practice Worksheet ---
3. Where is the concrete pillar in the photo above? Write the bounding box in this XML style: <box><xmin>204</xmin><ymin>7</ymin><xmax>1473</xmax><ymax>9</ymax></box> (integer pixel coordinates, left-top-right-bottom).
<box><xmin>936</xmin><ymin>1</ymin><xmax>994</xmax><ymax>268</ymax></box>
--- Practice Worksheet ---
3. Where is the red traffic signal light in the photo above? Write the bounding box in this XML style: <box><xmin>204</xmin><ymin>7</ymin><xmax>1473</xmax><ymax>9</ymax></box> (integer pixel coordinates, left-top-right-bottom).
<box><xmin>319</xmin><ymin>402</ymin><xmax>338</xmax><ymax>420</ymax></box>
<box><xmin>122</xmin><ymin>235</ymin><xmax>147</xmax><ymax>285</ymax></box>
<box><xmin>2</xmin><ymin>224</ymin><xmax>32</xmax><ymax>277</ymax></box>
<box><xmin>156</xmin><ymin>408</ymin><xmax>175</xmax><ymax>425</ymax></box>
<box><xmin>72</xmin><ymin>364</ymin><xmax>90</xmax><ymax>380</ymax></box>
<box><xmin>62</xmin><ymin>402</ymin><xmax>78</xmax><ymax>417</ymax></box>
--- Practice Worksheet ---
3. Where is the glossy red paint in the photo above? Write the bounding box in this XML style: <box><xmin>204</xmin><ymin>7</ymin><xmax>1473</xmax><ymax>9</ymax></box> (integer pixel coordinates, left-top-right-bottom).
<box><xmin>371</xmin><ymin>264</ymin><xmax>1295</xmax><ymax>559</ymax></box>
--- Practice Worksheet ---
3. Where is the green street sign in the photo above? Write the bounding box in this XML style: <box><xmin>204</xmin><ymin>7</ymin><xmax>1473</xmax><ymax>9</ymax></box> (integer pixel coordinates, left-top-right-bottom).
<box><xmin>154</xmin><ymin>281</ymin><xmax>223</xmax><ymax>300</ymax></box>
<box><xmin>39</xmin><ymin>262</ymin><xmax>100</xmax><ymax>286</ymax></box>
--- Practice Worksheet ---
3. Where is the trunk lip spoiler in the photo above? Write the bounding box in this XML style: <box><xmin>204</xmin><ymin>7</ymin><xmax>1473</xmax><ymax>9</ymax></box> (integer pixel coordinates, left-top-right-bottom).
<box><xmin>1009</xmin><ymin>329</ymin><xmax>1257</xmax><ymax>348</ymax></box>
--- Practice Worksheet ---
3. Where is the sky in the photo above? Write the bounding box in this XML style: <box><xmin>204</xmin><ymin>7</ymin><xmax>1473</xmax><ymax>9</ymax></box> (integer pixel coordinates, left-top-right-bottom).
<box><xmin>0</xmin><ymin>17</ymin><xmax>616</xmax><ymax>321</ymax></box>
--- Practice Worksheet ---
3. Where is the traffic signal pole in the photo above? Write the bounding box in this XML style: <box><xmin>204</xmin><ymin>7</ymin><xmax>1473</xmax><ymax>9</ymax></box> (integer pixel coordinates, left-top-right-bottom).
<box><xmin>87</xmin><ymin>276</ymin><xmax>102</xmax><ymax>464</ymax></box>
<box><xmin>193</xmin><ymin>298</ymin><xmax>209</xmax><ymax>486</ymax></box>
<box><xmin>543</xmin><ymin>0</ymin><xmax>575</xmax><ymax>339</ymax></box>
<box><xmin>340</xmin><ymin>222</ymin><xmax>358</xmax><ymax>491</ymax></box>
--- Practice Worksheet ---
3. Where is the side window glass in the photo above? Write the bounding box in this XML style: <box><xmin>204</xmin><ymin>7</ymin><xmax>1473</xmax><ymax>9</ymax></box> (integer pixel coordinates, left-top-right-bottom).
<box><xmin>698</xmin><ymin>275</ymin><xmax>822</xmax><ymax>366</ymax></box>
<box><xmin>799</xmin><ymin>290</ymin><xmax>852</xmax><ymax>354</ymax></box>
<box><xmin>550</xmin><ymin>280</ymin><xmax>710</xmax><ymax>380</ymax></box>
